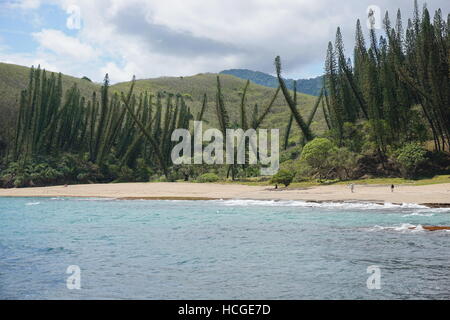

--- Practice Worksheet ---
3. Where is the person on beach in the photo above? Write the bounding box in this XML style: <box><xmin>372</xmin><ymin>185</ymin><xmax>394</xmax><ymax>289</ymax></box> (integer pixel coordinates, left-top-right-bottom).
<box><xmin>350</xmin><ymin>184</ymin><xmax>355</xmax><ymax>193</ymax></box>
<box><xmin>391</xmin><ymin>184</ymin><xmax>394</xmax><ymax>192</ymax></box>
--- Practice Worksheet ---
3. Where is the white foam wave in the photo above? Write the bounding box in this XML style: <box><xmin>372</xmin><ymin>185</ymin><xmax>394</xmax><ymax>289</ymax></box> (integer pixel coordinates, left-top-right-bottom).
<box><xmin>402</xmin><ymin>212</ymin><xmax>435</xmax><ymax>217</ymax></box>
<box><xmin>218</xmin><ymin>199</ymin><xmax>431</xmax><ymax>210</ymax></box>
<box><xmin>368</xmin><ymin>224</ymin><xmax>450</xmax><ymax>233</ymax></box>
<box><xmin>25</xmin><ymin>202</ymin><xmax>40</xmax><ymax>206</ymax></box>
<box><xmin>368</xmin><ymin>223</ymin><xmax>425</xmax><ymax>232</ymax></box>
<box><xmin>73</xmin><ymin>198</ymin><xmax>117</xmax><ymax>201</ymax></box>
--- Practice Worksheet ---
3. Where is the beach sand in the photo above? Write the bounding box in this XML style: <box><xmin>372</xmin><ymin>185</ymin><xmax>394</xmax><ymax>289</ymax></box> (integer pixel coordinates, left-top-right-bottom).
<box><xmin>1</xmin><ymin>182</ymin><xmax>450</xmax><ymax>206</ymax></box>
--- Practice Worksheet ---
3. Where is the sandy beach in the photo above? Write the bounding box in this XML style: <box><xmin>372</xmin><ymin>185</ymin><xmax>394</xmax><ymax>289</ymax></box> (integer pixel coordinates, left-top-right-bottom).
<box><xmin>1</xmin><ymin>182</ymin><xmax>450</xmax><ymax>207</ymax></box>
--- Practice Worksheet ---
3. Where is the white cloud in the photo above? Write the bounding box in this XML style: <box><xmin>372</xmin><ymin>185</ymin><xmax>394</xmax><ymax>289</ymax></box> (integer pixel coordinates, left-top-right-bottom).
<box><xmin>0</xmin><ymin>29</ymin><xmax>100</xmax><ymax>81</ymax></box>
<box><xmin>32</xmin><ymin>29</ymin><xmax>98</xmax><ymax>61</ymax></box>
<box><xmin>2</xmin><ymin>0</ymin><xmax>449</xmax><ymax>82</ymax></box>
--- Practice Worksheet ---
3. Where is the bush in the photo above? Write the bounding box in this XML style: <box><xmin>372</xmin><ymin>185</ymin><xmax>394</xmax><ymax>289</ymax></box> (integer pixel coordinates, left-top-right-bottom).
<box><xmin>197</xmin><ymin>173</ymin><xmax>220</xmax><ymax>183</ymax></box>
<box><xmin>301</xmin><ymin>138</ymin><xmax>336</xmax><ymax>164</ymax></box>
<box><xmin>270</xmin><ymin>169</ymin><xmax>294</xmax><ymax>187</ymax></box>
<box><xmin>329</xmin><ymin>147</ymin><xmax>360</xmax><ymax>180</ymax></box>
<box><xmin>395</xmin><ymin>143</ymin><xmax>427</xmax><ymax>178</ymax></box>
<box><xmin>300</xmin><ymin>138</ymin><xmax>337</xmax><ymax>179</ymax></box>
<box><xmin>0</xmin><ymin>154</ymin><xmax>105</xmax><ymax>188</ymax></box>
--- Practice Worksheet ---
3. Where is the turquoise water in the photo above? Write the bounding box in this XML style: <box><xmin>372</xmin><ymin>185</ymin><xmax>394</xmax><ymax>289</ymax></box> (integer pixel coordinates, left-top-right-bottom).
<box><xmin>0</xmin><ymin>197</ymin><xmax>449</xmax><ymax>300</ymax></box>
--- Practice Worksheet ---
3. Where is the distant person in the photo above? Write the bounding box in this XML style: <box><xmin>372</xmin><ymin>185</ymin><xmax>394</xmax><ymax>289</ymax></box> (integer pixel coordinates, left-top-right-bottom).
<box><xmin>350</xmin><ymin>184</ymin><xmax>355</xmax><ymax>193</ymax></box>
<box><xmin>391</xmin><ymin>184</ymin><xmax>394</xmax><ymax>192</ymax></box>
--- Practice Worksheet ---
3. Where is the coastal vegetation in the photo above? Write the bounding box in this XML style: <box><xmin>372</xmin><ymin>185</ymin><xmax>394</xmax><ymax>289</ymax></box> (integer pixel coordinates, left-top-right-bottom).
<box><xmin>275</xmin><ymin>1</ymin><xmax>449</xmax><ymax>183</ymax></box>
<box><xmin>0</xmin><ymin>1</ymin><xmax>448</xmax><ymax>188</ymax></box>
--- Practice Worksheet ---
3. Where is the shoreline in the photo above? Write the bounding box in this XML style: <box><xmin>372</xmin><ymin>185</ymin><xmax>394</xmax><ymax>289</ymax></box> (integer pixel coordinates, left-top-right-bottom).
<box><xmin>3</xmin><ymin>195</ymin><xmax>450</xmax><ymax>208</ymax></box>
<box><xmin>1</xmin><ymin>182</ymin><xmax>450</xmax><ymax>208</ymax></box>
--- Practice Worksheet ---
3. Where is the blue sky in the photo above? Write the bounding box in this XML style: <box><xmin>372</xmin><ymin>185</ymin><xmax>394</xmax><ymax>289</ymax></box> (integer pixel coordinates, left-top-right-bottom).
<box><xmin>0</xmin><ymin>3</ymin><xmax>75</xmax><ymax>51</ymax></box>
<box><xmin>0</xmin><ymin>0</ymin><xmax>447</xmax><ymax>83</ymax></box>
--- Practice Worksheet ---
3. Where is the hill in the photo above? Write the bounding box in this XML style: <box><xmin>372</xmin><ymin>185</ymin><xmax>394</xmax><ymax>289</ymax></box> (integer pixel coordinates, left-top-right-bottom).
<box><xmin>220</xmin><ymin>69</ymin><xmax>324</xmax><ymax>96</ymax></box>
<box><xmin>111</xmin><ymin>73</ymin><xmax>325</xmax><ymax>137</ymax></box>
<box><xmin>0</xmin><ymin>62</ymin><xmax>100</xmax><ymax>142</ymax></box>
<box><xmin>0</xmin><ymin>62</ymin><xmax>326</xmax><ymax>150</ymax></box>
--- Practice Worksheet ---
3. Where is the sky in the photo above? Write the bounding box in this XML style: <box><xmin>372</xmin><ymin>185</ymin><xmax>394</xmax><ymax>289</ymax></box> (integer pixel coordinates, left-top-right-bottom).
<box><xmin>0</xmin><ymin>0</ymin><xmax>447</xmax><ymax>83</ymax></box>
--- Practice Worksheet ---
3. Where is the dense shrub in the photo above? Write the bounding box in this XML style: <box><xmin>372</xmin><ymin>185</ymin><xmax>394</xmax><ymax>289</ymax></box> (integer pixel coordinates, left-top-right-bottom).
<box><xmin>301</xmin><ymin>138</ymin><xmax>336</xmax><ymax>164</ymax></box>
<box><xmin>329</xmin><ymin>147</ymin><xmax>361</xmax><ymax>180</ymax></box>
<box><xmin>0</xmin><ymin>153</ymin><xmax>150</xmax><ymax>188</ymax></box>
<box><xmin>300</xmin><ymin>138</ymin><xmax>337</xmax><ymax>179</ymax></box>
<box><xmin>196</xmin><ymin>173</ymin><xmax>220</xmax><ymax>183</ymax></box>
<box><xmin>395</xmin><ymin>143</ymin><xmax>427</xmax><ymax>178</ymax></box>
<box><xmin>270</xmin><ymin>169</ymin><xmax>294</xmax><ymax>187</ymax></box>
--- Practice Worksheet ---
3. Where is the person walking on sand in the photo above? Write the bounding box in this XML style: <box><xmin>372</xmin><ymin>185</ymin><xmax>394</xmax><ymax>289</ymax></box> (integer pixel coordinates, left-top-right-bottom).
<box><xmin>350</xmin><ymin>184</ymin><xmax>355</xmax><ymax>193</ymax></box>
<box><xmin>391</xmin><ymin>184</ymin><xmax>394</xmax><ymax>192</ymax></box>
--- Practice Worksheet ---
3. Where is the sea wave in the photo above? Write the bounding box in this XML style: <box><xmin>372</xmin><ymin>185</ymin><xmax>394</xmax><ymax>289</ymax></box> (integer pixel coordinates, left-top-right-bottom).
<box><xmin>367</xmin><ymin>223</ymin><xmax>450</xmax><ymax>233</ymax></box>
<box><xmin>402</xmin><ymin>212</ymin><xmax>435</xmax><ymax>217</ymax></box>
<box><xmin>217</xmin><ymin>199</ymin><xmax>435</xmax><ymax>210</ymax></box>
<box><xmin>25</xmin><ymin>202</ymin><xmax>40</xmax><ymax>206</ymax></box>
<box><xmin>368</xmin><ymin>223</ymin><xmax>425</xmax><ymax>232</ymax></box>
<box><xmin>72</xmin><ymin>198</ymin><xmax>118</xmax><ymax>202</ymax></box>
<box><xmin>41</xmin><ymin>197</ymin><xmax>450</xmax><ymax>213</ymax></box>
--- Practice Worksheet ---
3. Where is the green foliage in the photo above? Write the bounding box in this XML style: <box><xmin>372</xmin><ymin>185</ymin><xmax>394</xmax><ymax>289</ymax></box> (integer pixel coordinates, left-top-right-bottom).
<box><xmin>197</xmin><ymin>173</ymin><xmax>220</xmax><ymax>183</ymax></box>
<box><xmin>0</xmin><ymin>154</ymin><xmax>101</xmax><ymax>188</ymax></box>
<box><xmin>1</xmin><ymin>0</ymin><xmax>448</xmax><ymax>188</ymax></box>
<box><xmin>338</xmin><ymin>122</ymin><xmax>365</xmax><ymax>153</ymax></box>
<box><xmin>275</xmin><ymin>56</ymin><xmax>314</xmax><ymax>143</ymax></box>
<box><xmin>111</xmin><ymin>72</ymin><xmax>321</xmax><ymax>136</ymax></box>
<box><xmin>395</xmin><ymin>143</ymin><xmax>427</xmax><ymax>178</ymax></box>
<box><xmin>298</xmin><ymin>138</ymin><xmax>360</xmax><ymax>180</ymax></box>
<box><xmin>0</xmin><ymin>62</ymin><xmax>326</xmax><ymax>187</ymax></box>
<box><xmin>301</xmin><ymin>138</ymin><xmax>337</xmax><ymax>166</ymax></box>
<box><xmin>329</xmin><ymin>147</ymin><xmax>361</xmax><ymax>180</ymax></box>
<box><xmin>270</xmin><ymin>169</ymin><xmax>294</xmax><ymax>187</ymax></box>
<box><xmin>322</xmin><ymin>2</ymin><xmax>449</xmax><ymax>154</ymax></box>
<box><xmin>280</xmin><ymin>145</ymin><xmax>303</xmax><ymax>163</ymax></box>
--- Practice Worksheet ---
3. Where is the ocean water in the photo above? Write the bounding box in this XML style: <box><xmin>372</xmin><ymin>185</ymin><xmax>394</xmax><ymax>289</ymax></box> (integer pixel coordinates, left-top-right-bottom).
<box><xmin>0</xmin><ymin>197</ymin><xmax>449</xmax><ymax>300</ymax></box>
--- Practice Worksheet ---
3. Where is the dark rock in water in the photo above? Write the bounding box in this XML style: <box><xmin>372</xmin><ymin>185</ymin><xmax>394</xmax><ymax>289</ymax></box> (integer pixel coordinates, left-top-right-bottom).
<box><xmin>421</xmin><ymin>203</ymin><xmax>450</xmax><ymax>208</ymax></box>
<box><xmin>409</xmin><ymin>226</ymin><xmax>450</xmax><ymax>231</ymax></box>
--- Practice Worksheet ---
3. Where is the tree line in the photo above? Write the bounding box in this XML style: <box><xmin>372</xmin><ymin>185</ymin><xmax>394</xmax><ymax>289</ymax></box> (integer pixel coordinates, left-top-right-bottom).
<box><xmin>272</xmin><ymin>1</ymin><xmax>449</xmax><ymax>185</ymax></box>
<box><xmin>0</xmin><ymin>0</ymin><xmax>448</xmax><ymax>188</ymax></box>
<box><xmin>321</xmin><ymin>0</ymin><xmax>448</xmax><ymax>155</ymax></box>
<box><xmin>0</xmin><ymin>66</ymin><xmax>280</xmax><ymax>187</ymax></box>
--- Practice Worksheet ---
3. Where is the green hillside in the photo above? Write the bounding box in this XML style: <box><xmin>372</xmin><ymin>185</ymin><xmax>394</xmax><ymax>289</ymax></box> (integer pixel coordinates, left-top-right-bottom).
<box><xmin>0</xmin><ymin>62</ymin><xmax>99</xmax><ymax>141</ymax></box>
<box><xmin>112</xmin><ymin>73</ymin><xmax>324</xmax><ymax>138</ymax></box>
<box><xmin>0</xmin><ymin>62</ymin><xmax>324</xmax><ymax>146</ymax></box>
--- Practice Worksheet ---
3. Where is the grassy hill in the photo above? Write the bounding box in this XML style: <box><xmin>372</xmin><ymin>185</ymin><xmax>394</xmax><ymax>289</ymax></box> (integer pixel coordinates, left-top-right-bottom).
<box><xmin>0</xmin><ymin>62</ymin><xmax>326</xmax><ymax>148</ymax></box>
<box><xmin>112</xmin><ymin>73</ymin><xmax>325</xmax><ymax>138</ymax></box>
<box><xmin>0</xmin><ymin>62</ymin><xmax>99</xmax><ymax>142</ymax></box>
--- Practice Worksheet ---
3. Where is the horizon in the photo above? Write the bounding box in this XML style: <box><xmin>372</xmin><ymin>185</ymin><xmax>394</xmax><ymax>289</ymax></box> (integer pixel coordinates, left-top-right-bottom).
<box><xmin>0</xmin><ymin>0</ymin><xmax>447</xmax><ymax>83</ymax></box>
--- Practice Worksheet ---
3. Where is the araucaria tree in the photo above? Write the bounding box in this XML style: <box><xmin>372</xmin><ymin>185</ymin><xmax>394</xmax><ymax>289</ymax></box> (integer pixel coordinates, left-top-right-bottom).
<box><xmin>321</xmin><ymin>1</ymin><xmax>449</xmax><ymax>153</ymax></box>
